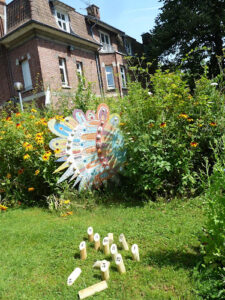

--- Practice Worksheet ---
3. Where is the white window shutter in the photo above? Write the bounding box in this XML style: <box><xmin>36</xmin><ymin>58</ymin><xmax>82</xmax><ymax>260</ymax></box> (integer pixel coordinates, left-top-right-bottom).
<box><xmin>21</xmin><ymin>60</ymin><xmax>32</xmax><ymax>90</ymax></box>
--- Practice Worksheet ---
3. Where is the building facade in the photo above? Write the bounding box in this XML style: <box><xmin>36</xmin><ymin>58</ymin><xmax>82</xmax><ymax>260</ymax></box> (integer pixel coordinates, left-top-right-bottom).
<box><xmin>0</xmin><ymin>0</ymin><xmax>142</xmax><ymax>106</ymax></box>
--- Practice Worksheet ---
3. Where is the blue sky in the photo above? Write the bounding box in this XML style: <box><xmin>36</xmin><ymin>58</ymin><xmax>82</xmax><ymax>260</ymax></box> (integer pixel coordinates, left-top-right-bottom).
<box><xmin>6</xmin><ymin>0</ymin><xmax>162</xmax><ymax>42</ymax></box>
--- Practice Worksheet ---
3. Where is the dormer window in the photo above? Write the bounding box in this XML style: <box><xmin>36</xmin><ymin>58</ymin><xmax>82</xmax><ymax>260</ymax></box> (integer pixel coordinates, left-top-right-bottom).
<box><xmin>125</xmin><ymin>39</ymin><xmax>132</xmax><ymax>55</ymax></box>
<box><xmin>55</xmin><ymin>10</ymin><xmax>70</xmax><ymax>32</ymax></box>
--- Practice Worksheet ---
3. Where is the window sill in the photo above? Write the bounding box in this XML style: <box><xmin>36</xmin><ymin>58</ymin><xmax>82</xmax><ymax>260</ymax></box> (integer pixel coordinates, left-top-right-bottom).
<box><xmin>107</xmin><ymin>88</ymin><xmax>116</xmax><ymax>91</ymax></box>
<box><xmin>122</xmin><ymin>87</ymin><xmax>128</xmax><ymax>90</ymax></box>
<box><xmin>62</xmin><ymin>85</ymin><xmax>71</xmax><ymax>89</ymax></box>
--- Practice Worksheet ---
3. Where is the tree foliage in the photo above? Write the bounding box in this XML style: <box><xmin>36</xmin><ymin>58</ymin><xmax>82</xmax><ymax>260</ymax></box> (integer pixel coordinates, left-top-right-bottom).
<box><xmin>143</xmin><ymin>0</ymin><xmax>225</xmax><ymax>77</ymax></box>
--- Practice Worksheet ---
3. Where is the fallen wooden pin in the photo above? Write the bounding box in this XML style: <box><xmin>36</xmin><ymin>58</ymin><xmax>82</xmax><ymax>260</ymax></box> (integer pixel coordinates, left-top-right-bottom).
<box><xmin>93</xmin><ymin>260</ymin><xmax>111</xmax><ymax>269</ymax></box>
<box><xmin>94</xmin><ymin>233</ymin><xmax>101</xmax><ymax>251</ymax></box>
<box><xmin>119</xmin><ymin>233</ymin><xmax>129</xmax><ymax>250</ymax></box>
<box><xmin>115</xmin><ymin>253</ymin><xmax>126</xmax><ymax>274</ymax></box>
<box><xmin>131</xmin><ymin>244</ymin><xmax>140</xmax><ymax>261</ymax></box>
<box><xmin>108</xmin><ymin>233</ymin><xmax>114</xmax><ymax>245</ymax></box>
<box><xmin>67</xmin><ymin>267</ymin><xmax>82</xmax><ymax>286</ymax></box>
<box><xmin>78</xmin><ymin>280</ymin><xmax>108</xmax><ymax>299</ymax></box>
<box><xmin>100</xmin><ymin>260</ymin><xmax>110</xmax><ymax>281</ymax></box>
<box><xmin>110</xmin><ymin>243</ymin><xmax>118</xmax><ymax>261</ymax></box>
<box><xmin>87</xmin><ymin>226</ymin><xmax>94</xmax><ymax>242</ymax></box>
<box><xmin>79</xmin><ymin>241</ymin><xmax>87</xmax><ymax>260</ymax></box>
<box><xmin>103</xmin><ymin>237</ymin><xmax>110</xmax><ymax>255</ymax></box>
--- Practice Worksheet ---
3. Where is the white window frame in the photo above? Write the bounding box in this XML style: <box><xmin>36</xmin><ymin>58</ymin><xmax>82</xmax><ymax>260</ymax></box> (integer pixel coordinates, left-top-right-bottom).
<box><xmin>125</xmin><ymin>39</ymin><xmax>132</xmax><ymax>55</ymax></box>
<box><xmin>99</xmin><ymin>31</ymin><xmax>111</xmax><ymax>46</ymax></box>
<box><xmin>76</xmin><ymin>61</ymin><xmax>83</xmax><ymax>78</ymax></box>
<box><xmin>55</xmin><ymin>9</ymin><xmax>70</xmax><ymax>33</ymax></box>
<box><xmin>105</xmin><ymin>65</ymin><xmax>115</xmax><ymax>90</ymax></box>
<box><xmin>21</xmin><ymin>59</ymin><xmax>32</xmax><ymax>91</ymax></box>
<box><xmin>120</xmin><ymin>65</ymin><xmax>127</xmax><ymax>88</ymax></box>
<box><xmin>59</xmin><ymin>58</ymin><xmax>69</xmax><ymax>87</ymax></box>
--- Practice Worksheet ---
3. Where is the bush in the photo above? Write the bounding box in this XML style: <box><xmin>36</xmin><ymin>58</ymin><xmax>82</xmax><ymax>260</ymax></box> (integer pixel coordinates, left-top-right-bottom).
<box><xmin>106</xmin><ymin>68</ymin><xmax>225</xmax><ymax>199</ymax></box>
<box><xmin>0</xmin><ymin>104</ymin><xmax>61</xmax><ymax>206</ymax></box>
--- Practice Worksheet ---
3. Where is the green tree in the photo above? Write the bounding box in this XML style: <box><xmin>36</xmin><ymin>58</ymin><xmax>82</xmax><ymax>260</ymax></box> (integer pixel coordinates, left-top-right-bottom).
<box><xmin>143</xmin><ymin>0</ymin><xmax>225</xmax><ymax>77</ymax></box>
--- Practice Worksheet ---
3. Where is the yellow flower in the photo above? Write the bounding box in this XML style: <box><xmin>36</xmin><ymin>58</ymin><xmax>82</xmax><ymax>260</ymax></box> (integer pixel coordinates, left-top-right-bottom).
<box><xmin>18</xmin><ymin>168</ymin><xmax>24</xmax><ymax>175</ymax></box>
<box><xmin>6</xmin><ymin>173</ymin><xmax>11</xmax><ymax>179</ymax></box>
<box><xmin>160</xmin><ymin>122</ymin><xmax>167</xmax><ymax>128</ymax></box>
<box><xmin>209</xmin><ymin>122</ymin><xmax>217</xmax><ymax>127</ymax></box>
<box><xmin>120</xmin><ymin>122</ymin><xmax>125</xmax><ymax>126</ymax></box>
<box><xmin>178</xmin><ymin>113</ymin><xmax>188</xmax><ymax>119</ymax></box>
<box><xmin>15</xmin><ymin>112</ymin><xmax>21</xmax><ymax>117</ymax></box>
<box><xmin>190</xmin><ymin>142</ymin><xmax>198</xmax><ymax>147</ymax></box>
<box><xmin>0</xmin><ymin>136</ymin><xmax>3</xmax><ymax>140</ymax></box>
<box><xmin>25</xmin><ymin>144</ymin><xmax>33</xmax><ymax>151</ymax></box>
<box><xmin>23</xmin><ymin>154</ymin><xmax>30</xmax><ymax>160</ymax></box>
<box><xmin>29</xmin><ymin>115</ymin><xmax>35</xmax><ymax>119</ymax></box>
<box><xmin>64</xmin><ymin>200</ymin><xmax>70</xmax><ymax>204</ymax></box>
<box><xmin>66</xmin><ymin>211</ymin><xmax>73</xmax><ymax>216</ymax></box>
<box><xmin>36</xmin><ymin>138</ymin><xmax>44</xmax><ymax>145</ymax></box>
<box><xmin>0</xmin><ymin>131</ymin><xmax>5</xmax><ymax>134</ymax></box>
<box><xmin>31</xmin><ymin>109</ymin><xmax>37</xmax><ymax>113</ymax></box>
<box><xmin>0</xmin><ymin>204</ymin><xmax>8</xmax><ymax>211</ymax></box>
<box><xmin>54</xmin><ymin>148</ymin><xmax>61</xmax><ymax>154</ymax></box>
<box><xmin>28</xmin><ymin>187</ymin><xmax>35</xmax><ymax>192</ymax></box>
<box><xmin>42</xmin><ymin>153</ymin><xmax>50</xmax><ymax>161</ymax></box>
<box><xmin>55</xmin><ymin>115</ymin><xmax>64</xmax><ymax>121</ymax></box>
<box><xmin>187</xmin><ymin>118</ymin><xmax>194</xmax><ymax>122</ymax></box>
<box><xmin>148</xmin><ymin>123</ymin><xmax>154</xmax><ymax>128</ymax></box>
<box><xmin>23</xmin><ymin>142</ymin><xmax>29</xmax><ymax>148</ymax></box>
<box><xmin>34</xmin><ymin>170</ymin><xmax>40</xmax><ymax>176</ymax></box>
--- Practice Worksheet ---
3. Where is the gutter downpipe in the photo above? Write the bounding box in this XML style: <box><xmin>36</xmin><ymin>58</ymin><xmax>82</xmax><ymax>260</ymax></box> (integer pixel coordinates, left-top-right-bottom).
<box><xmin>90</xmin><ymin>21</ymin><xmax>104</xmax><ymax>97</ymax></box>
<box><xmin>115</xmin><ymin>52</ymin><xmax>122</xmax><ymax>97</ymax></box>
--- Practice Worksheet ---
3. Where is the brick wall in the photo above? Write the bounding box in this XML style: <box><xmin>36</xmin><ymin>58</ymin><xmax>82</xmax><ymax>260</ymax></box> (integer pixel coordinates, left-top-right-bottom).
<box><xmin>0</xmin><ymin>46</ymin><xmax>11</xmax><ymax>105</ymax></box>
<box><xmin>37</xmin><ymin>38</ymin><xmax>101</xmax><ymax>104</ymax></box>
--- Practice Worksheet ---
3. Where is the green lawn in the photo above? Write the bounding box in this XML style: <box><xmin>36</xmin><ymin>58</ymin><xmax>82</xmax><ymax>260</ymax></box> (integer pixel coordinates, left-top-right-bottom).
<box><xmin>0</xmin><ymin>198</ymin><xmax>205</xmax><ymax>299</ymax></box>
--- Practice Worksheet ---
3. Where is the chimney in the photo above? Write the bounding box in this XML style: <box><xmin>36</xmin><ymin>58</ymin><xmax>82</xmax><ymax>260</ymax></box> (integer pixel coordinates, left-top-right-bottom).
<box><xmin>0</xmin><ymin>0</ymin><xmax>6</xmax><ymax>37</ymax></box>
<box><xmin>86</xmin><ymin>4</ymin><xmax>100</xmax><ymax>20</ymax></box>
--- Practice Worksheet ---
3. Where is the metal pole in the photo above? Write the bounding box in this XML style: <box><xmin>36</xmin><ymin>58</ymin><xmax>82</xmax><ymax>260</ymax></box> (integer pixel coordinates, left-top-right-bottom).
<box><xmin>18</xmin><ymin>92</ymin><xmax>24</xmax><ymax>112</ymax></box>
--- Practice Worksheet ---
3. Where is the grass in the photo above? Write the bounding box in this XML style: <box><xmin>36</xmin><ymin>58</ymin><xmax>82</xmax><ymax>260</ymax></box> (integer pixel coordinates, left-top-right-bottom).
<box><xmin>0</xmin><ymin>198</ymin><xmax>206</xmax><ymax>299</ymax></box>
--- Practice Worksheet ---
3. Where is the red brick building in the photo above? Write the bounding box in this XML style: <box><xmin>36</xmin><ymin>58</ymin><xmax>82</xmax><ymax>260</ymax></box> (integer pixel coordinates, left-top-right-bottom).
<box><xmin>0</xmin><ymin>0</ymin><xmax>142</xmax><ymax>106</ymax></box>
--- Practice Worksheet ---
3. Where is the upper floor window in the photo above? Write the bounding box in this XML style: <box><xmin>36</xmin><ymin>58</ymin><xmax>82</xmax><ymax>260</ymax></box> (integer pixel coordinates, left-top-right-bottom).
<box><xmin>21</xmin><ymin>59</ymin><xmax>32</xmax><ymax>91</ymax></box>
<box><xmin>55</xmin><ymin>10</ymin><xmax>70</xmax><ymax>32</ymax></box>
<box><xmin>100</xmin><ymin>31</ymin><xmax>111</xmax><ymax>46</ymax></box>
<box><xmin>120</xmin><ymin>66</ymin><xmax>127</xmax><ymax>88</ymax></box>
<box><xmin>59</xmin><ymin>58</ymin><xmax>68</xmax><ymax>87</ymax></box>
<box><xmin>125</xmin><ymin>39</ymin><xmax>132</xmax><ymax>55</ymax></box>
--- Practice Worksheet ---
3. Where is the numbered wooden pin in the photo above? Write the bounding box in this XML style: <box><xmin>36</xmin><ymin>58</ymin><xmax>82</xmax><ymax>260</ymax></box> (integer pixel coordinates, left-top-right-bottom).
<box><xmin>79</xmin><ymin>241</ymin><xmax>87</xmax><ymax>260</ymax></box>
<box><xmin>94</xmin><ymin>233</ymin><xmax>101</xmax><ymax>251</ymax></box>
<box><xmin>93</xmin><ymin>260</ymin><xmax>102</xmax><ymax>269</ymax></box>
<box><xmin>119</xmin><ymin>233</ymin><xmax>129</xmax><ymax>250</ymax></box>
<box><xmin>100</xmin><ymin>260</ymin><xmax>110</xmax><ymax>281</ymax></box>
<box><xmin>131</xmin><ymin>244</ymin><xmax>140</xmax><ymax>261</ymax></box>
<box><xmin>108</xmin><ymin>233</ymin><xmax>114</xmax><ymax>245</ymax></box>
<box><xmin>115</xmin><ymin>253</ymin><xmax>126</xmax><ymax>274</ymax></box>
<box><xmin>110</xmin><ymin>243</ymin><xmax>118</xmax><ymax>261</ymax></box>
<box><xmin>103</xmin><ymin>237</ymin><xmax>110</xmax><ymax>255</ymax></box>
<box><xmin>67</xmin><ymin>267</ymin><xmax>82</xmax><ymax>286</ymax></box>
<box><xmin>87</xmin><ymin>226</ymin><xmax>94</xmax><ymax>242</ymax></box>
<box><xmin>78</xmin><ymin>281</ymin><xmax>108</xmax><ymax>299</ymax></box>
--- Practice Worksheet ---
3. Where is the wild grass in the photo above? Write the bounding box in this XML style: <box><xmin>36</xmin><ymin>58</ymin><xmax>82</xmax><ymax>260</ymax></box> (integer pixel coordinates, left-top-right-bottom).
<box><xmin>0</xmin><ymin>198</ymin><xmax>205</xmax><ymax>299</ymax></box>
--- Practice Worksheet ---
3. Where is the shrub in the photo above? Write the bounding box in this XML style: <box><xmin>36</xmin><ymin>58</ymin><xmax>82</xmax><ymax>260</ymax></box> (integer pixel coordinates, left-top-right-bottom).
<box><xmin>105</xmin><ymin>69</ymin><xmax>225</xmax><ymax>199</ymax></box>
<box><xmin>0</xmin><ymin>103</ymin><xmax>61</xmax><ymax>206</ymax></box>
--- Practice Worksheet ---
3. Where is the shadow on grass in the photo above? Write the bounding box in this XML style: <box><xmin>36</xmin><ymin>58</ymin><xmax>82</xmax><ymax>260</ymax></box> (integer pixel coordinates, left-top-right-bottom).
<box><xmin>144</xmin><ymin>248</ymin><xmax>202</xmax><ymax>270</ymax></box>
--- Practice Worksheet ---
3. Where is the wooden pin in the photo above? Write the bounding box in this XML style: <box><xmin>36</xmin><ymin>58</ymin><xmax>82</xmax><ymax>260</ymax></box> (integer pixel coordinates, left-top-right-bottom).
<box><xmin>79</xmin><ymin>241</ymin><xmax>87</xmax><ymax>260</ymax></box>
<box><xmin>100</xmin><ymin>260</ymin><xmax>110</xmax><ymax>281</ymax></box>
<box><xmin>119</xmin><ymin>233</ymin><xmax>129</xmax><ymax>250</ymax></box>
<box><xmin>67</xmin><ymin>267</ymin><xmax>82</xmax><ymax>286</ymax></box>
<box><xmin>131</xmin><ymin>244</ymin><xmax>140</xmax><ymax>261</ymax></box>
<box><xmin>103</xmin><ymin>237</ymin><xmax>110</xmax><ymax>255</ymax></box>
<box><xmin>110</xmin><ymin>243</ymin><xmax>118</xmax><ymax>261</ymax></box>
<box><xmin>108</xmin><ymin>233</ymin><xmax>114</xmax><ymax>245</ymax></box>
<box><xmin>93</xmin><ymin>260</ymin><xmax>102</xmax><ymax>269</ymax></box>
<box><xmin>115</xmin><ymin>253</ymin><xmax>126</xmax><ymax>274</ymax></box>
<box><xmin>94</xmin><ymin>233</ymin><xmax>101</xmax><ymax>251</ymax></box>
<box><xmin>78</xmin><ymin>281</ymin><xmax>108</xmax><ymax>299</ymax></box>
<box><xmin>87</xmin><ymin>226</ymin><xmax>94</xmax><ymax>242</ymax></box>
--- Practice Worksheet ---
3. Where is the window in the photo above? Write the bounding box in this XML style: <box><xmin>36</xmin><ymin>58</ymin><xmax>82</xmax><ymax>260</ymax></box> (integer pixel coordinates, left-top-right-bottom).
<box><xmin>21</xmin><ymin>60</ymin><xmax>32</xmax><ymax>90</ymax></box>
<box><xmin>59</xmin><ymin>58</ymin><xmax>68</xmax><ymax>86</ymax></box>
<box><xmin>125</xmin><ymin>39</ymin><xmax>132</xmax><ymax>55</ymax></box>
<box><xmin>105</xmin><ymin>66</ymin><xmax>115</xmax><ymax>89</ymax></box>
<box><xmin>76</xmin><ymin>62</ymin><xmax>83</xmax><ymax>78</ymax></box>
<box><xmin>55</xmin><ymin>10</ymin><xmax>70</xmax><ymax>32</ymax></box>
<box><xmin>100</xmin><ymin>32</ymin><xmax>111</xmax><ymax>46</ymax></box>
<box><xmin>120</xmin><ymin>66</ymin><xmax>127</xmax><ymax>88</ymax></box>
